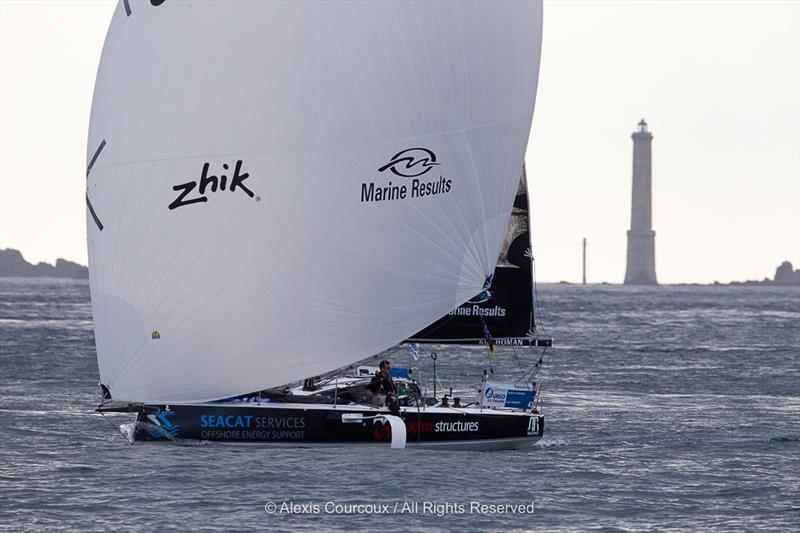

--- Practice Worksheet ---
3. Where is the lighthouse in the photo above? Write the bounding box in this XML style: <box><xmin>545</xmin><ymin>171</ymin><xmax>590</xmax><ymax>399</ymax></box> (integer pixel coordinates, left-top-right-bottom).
<box><xmin>624</xmin><ymin>119</ymin><xmax>658</xmax><ymax>285</ymax></box>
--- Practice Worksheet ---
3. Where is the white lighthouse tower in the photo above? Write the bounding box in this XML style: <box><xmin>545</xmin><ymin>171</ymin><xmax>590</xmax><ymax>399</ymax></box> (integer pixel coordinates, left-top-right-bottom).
<box><xmin>624</xmin><ymin>119</ymin><xmax>658</xmax><ymax>285</ymax></box>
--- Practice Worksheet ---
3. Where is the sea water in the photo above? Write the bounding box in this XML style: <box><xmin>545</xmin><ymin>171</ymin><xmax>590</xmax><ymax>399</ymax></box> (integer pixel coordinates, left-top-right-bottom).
<box><xmin>1</xmin><ymin>278</ymin><xmax>798</xmax><ymax>531</ymax></box>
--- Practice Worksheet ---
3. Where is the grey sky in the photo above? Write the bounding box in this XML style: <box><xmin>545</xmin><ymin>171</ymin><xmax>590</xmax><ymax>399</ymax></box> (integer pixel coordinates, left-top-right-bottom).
<box><xmin>1</xmin><ymin>0</ymin><xmax>798</xmax><ymax>283</ymax></box>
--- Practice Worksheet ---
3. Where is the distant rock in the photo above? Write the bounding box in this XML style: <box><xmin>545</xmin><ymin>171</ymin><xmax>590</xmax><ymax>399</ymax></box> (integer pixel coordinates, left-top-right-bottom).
<box><xmin>0</xmin><ymin>249</ymin><xmax>88</xmax><ymax>279</ymax></box>
<box><xmin>773</xmin><ymin>261</ymin><xmax>800</xmax><ymax>286</ymax></box>
<box><xmin>728</xmin><ymin>261</ymin><xmax>800</xmax><ymax>286</ymax></box>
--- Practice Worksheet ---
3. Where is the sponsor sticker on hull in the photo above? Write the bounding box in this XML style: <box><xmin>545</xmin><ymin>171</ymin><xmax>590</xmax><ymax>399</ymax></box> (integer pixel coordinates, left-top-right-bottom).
<box><xmin>482</xmin><ymin>382</ymin><xmax>534</xmax><ymax>409</ymax></box>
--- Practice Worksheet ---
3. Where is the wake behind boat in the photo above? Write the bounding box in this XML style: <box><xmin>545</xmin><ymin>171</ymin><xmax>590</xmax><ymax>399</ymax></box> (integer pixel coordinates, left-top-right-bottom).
<box><xmin>87</xmin><ymin>1</ymin><xmax>548</xmax><ymax>450</ymax></box>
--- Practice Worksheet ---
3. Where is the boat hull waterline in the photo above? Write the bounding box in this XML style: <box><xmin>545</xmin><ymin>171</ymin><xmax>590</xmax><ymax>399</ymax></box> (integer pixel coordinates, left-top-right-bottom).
<box><xmin>124</xmin><ymin>403</ymin><xmax>545</xmax><ymax>451</ymax></box>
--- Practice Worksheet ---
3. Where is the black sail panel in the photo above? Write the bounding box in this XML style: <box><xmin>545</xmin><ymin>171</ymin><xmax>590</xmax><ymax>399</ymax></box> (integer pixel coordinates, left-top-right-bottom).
<box><xmin>408</xmin><ymin>168</ymin><xmax>541</xmax><ymax>347</ymax></box>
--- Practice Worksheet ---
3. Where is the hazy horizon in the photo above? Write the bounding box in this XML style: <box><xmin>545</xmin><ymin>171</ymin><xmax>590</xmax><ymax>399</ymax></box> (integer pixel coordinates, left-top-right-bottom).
<box><xmin>1</xmin><ymin>0</ymin><xmax>798</xmax><ymax>283</ymax></box>
<box><xmin>1</xmin><ymin>245</ymin><xmax>797</xmax><ymax>285</ymax></box>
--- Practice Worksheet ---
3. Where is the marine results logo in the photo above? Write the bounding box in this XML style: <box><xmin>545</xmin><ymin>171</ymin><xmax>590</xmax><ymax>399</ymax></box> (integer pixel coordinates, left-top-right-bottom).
<box><xmin>361</xmin><ymin>147</ymin><xmax>453</xmax><ymax>203</ymax></box>
<box><xmin>378</xmin><ymin>147</ymin><xmax>439</xmax><ymax>177</ymax></box>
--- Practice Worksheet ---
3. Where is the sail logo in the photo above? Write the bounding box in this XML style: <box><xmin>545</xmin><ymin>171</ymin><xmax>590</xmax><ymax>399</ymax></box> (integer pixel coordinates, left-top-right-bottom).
<box><xmin>169</xmin><ymin>160</ymin><xmax>256</xmax><ymax>210</ymax></box>
<box><xmin>378</xmin><ymin>147</ymin><xmax>439</xmax><ymax>177</ymax></box>
<box><xmin>468</xmin><ymin>290</ymin><xmax>493</xmax><ymax>304</ymax></box>
<box><xmin>361</xmin><ymin>148</ymin><xmax>452</xmax><ymax>203</ymax></box>
<box><xmin>448</xmin><ymin>304</ymin><xmax>506</xmax><ymax>318</ymax></box>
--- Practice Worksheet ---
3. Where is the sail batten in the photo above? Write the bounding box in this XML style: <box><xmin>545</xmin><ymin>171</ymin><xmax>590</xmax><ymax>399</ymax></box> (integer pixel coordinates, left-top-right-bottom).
<box><xmin>88</xmin><ymin>1</ymin><xmax>543</xmax><ymax>402</ymax></box>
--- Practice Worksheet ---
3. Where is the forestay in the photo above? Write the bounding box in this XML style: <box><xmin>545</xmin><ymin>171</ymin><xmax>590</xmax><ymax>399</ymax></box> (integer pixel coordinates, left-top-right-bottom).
<box><xmin>87</xmin><ymin>0</ymin><xmax>543</xmax><ymax>402</ymax></box>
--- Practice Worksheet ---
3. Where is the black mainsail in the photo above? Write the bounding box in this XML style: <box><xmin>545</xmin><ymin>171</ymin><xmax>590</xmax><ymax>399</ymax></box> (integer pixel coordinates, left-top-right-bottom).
<box><xmin>408</xmin><ymin>167</ymin><xmax>550</xmax><ymax>347</ymax></box>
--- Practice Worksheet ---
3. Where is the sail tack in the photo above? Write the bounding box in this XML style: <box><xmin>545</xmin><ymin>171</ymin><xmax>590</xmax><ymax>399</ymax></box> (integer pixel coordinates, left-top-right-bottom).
<box><xmin>87</xmin><ymin>0</ymin><xmax>543</xmax><ymax>402</ymax></box>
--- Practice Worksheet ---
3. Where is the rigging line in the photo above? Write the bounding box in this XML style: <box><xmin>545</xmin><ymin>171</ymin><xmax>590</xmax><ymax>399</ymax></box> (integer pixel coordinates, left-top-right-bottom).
<box><xmin>98</xmin><ymin>410</ymin><xmax>135</xmax><ymax>445</ymax></box>
<box><xmin>416</xmin><ymin>391</ymin><xmax>422</xmax><ymax>444</ymax></box>
<box><xmin>522</xmin><ymin>346</ymin><xmax>546</xmax><ymax>378</ymax></box>
<box><xmin>486</xmin><ymin>288</ymin><xmax>528</xmax><ymax>381</ymax></box>
<box><xmin>522</xmin><ymin>347</ymin><xmax>548</xmax><ymax>386</ymax></box>
<box><xmin>508</xmin><ymin>343</ymin><xmax>530</xmax><ymax>386</ymax></box>
<box><xmin>521</xmin><ymin>362</ymin><xmax>542</xmax><ymax>386</ymax></box>
<box><xmin>533</xmin><ymin>347</ymin><xmax>549</xmax><ymax>408</ymax></box>
<box><xmin>531</xmin><ymin>255</ymin><xmax>549</xmax><ymax>335</ymax></box>
<box><xmin>434</xmin><ymin>369</ymin><xmax>448</xmax><ymax>397</ymax></box>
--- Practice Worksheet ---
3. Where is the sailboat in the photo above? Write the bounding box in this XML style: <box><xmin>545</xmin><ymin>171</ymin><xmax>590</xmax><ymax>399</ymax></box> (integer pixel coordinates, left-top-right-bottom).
<box><xmin>90</xmin><ymin>1</ymin><xmax>548</xmax><ymax>450</ymax></box>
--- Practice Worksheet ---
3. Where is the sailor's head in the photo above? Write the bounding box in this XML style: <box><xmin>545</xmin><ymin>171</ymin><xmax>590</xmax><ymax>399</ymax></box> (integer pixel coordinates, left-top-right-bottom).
<box><xmin>379</xmin><ymin>360</ymin><xmax>391</xmax><ymax>375</ymax></box>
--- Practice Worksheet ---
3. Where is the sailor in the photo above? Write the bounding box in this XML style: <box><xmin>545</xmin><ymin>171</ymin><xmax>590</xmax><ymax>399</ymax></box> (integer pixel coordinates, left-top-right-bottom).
<box><xmin>364</xmin><ymin>360</ymin><xmax>396</xmax><ymax>407</ymax></box>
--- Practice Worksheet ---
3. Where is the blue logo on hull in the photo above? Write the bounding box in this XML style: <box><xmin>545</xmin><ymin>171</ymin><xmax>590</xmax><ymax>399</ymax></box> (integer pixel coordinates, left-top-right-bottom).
<box><xmin>146</xmin><ymin>412</ymin><xmax>180</xmax><ymax>439</ymax></box>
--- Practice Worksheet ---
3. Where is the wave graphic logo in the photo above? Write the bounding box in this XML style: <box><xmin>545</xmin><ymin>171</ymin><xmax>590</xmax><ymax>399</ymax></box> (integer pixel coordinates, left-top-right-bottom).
<box><xmin>468</xmin><ymin>290</ymin><xmax>493</xmax><ymax>304</ymax></box>
<box><xmin>146</xmin><ymin>412</ymin><xmax>180</xmax><ymax>439</ymax></box>
<box><xmin>378</xmin><ymin>148</ymin><xmax>440</xmax><ymax>178</ymax></box>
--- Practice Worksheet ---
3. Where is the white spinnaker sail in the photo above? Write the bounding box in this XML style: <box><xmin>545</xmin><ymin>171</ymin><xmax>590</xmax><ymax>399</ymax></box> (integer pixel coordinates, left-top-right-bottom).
<box><xmin>87</xmin><ymin>0</ymin><xmax>543</xmax><ymax>402</ymax></box>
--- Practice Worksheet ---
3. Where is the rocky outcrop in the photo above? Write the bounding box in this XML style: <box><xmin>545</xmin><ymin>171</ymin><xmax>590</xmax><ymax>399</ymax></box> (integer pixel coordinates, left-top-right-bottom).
<box><xmin>727</xmin><ymin>261</ymin><xmax>800</xmax><ymax>286</ymax></box>
<box><xmin>0</xmin><ymin>249</ymin><xmax>88</xmax><ymax>279</ymax></box>
<box><xmin>773</xmin><ymin>261</ymin><xmax>800</xmax><ymax>286</ymax></box>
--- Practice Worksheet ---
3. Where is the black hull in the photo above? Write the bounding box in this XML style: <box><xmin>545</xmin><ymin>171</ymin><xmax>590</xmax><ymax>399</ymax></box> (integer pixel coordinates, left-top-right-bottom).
<box><xmin>131</xmin><ymin>403</ymin><xmax>544</xmax><ymax>450</ymax></box>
